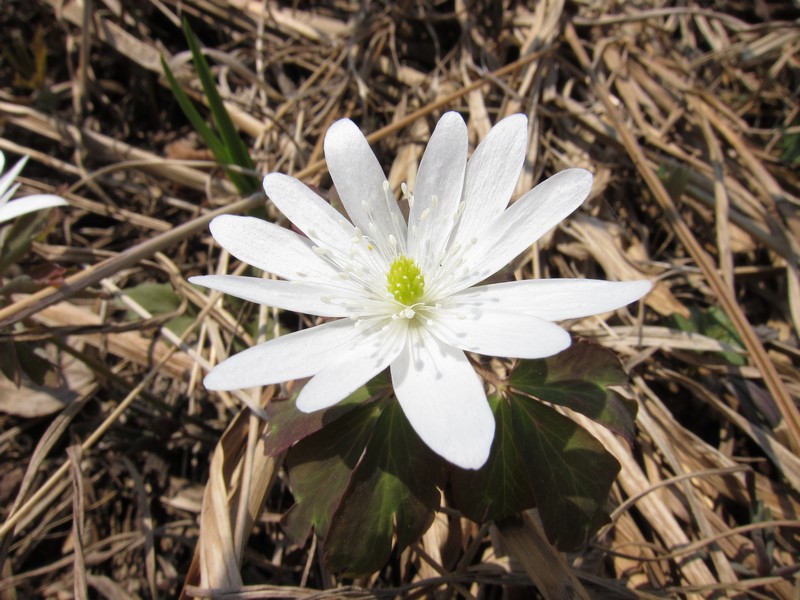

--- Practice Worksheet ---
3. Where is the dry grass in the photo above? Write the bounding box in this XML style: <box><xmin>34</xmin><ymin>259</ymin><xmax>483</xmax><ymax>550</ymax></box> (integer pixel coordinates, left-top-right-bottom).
<box><xmin>1</xmin><ymin>1</ymin><xmax>799</xmax><ymax>598</ymax></box>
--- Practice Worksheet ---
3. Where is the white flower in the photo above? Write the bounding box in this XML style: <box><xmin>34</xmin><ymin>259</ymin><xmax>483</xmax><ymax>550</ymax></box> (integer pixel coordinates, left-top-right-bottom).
<box><xmin>0</xmin><ymin>151</ymin><xmax>68</xmax><ymax>224</ymax></box>
<box><xmin>191</xmin><ymin>112</ymin><xmax>651</xmax><ymax>469</ymax></box>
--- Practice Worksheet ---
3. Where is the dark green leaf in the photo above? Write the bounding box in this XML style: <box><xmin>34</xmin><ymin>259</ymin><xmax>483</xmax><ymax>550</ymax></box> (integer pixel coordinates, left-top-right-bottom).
<box><xmin>0</xmin><ymin>211</ymin><xmax>47</xmax><ymax>275</ymax></box>
<box><xmin>0</xmin><ymin>340</ymin><xmax>57</xmax><ymax>387</ymax></box>
<box><xmin>512</xmin><ymin>396</ymin><xmax>620</xmax><ymax>549</ymax></box>
<box><xmin>324</xmin><ymin>400</ymin><xmax>445</xmax><ymax>575</ymax></box>
<box><xmin>779</xmin><ymin>128</ymin><xmax>800</xmax><ymax>166</ymax></box>
<box><xmin>282</xmin><ymin>401</ymin><xmax>383</xmax><ymax>544</ymax></box>
<box><xmin>450</xmin><ymin>394</ymin><xmax>536</xmax><ymax>521</ymax></box>
<box><xmin>263</xmin><ymin>376</ymin><xmax>390</xmax><ymax>457</ymax></box>
<box><xmin>509</xmin><ymin>341</ymin><xmax>636</xmax><ymax>442</ymax></box>
<box><xmin>452</xmin><ymin>393</ymin><xmax>620</xmax><ymax>550</ymax></box>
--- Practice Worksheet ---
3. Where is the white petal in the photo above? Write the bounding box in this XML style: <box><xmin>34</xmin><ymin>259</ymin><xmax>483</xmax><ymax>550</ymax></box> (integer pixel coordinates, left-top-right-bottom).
<box><xmin>189</xmin><ymin>275</ymin><xmax>365</xmax><ymax>318</ymax></box>
<box><xmin>324</xmin><ymin>119</ymin><xmax>407</xmax><ymax>247</ymax></box>
<box><xmin>0</xmin><ymin>154</ymin><xmax>29</xmax><ymax>203</ymax></box>
<box><xmin>455</xmin><ymin>169</ymin><xmax>593</xmax><ymax>292</ymax></box>
<box><xmin>430</xmin><ymin>305</ymin><xmax>571</xmax><ymax>359</ymax></box>
<box><xmin>208</xmin><ymin>215</ymin><xmax>339</xmax><ymax>282</ymax></box>
<box><xmin>0</xmin><ymin>195</ymin><xmax>68</xmax><ymax>224</ymax></box>
<box><xmin>263</xmin><ymin>173</ymin><xmax>356</xmax><ymax>257</ymax></box>
<box><xmin>454</xmin><ymin>279</ymin><xmax>653</xmax><ymax>321</ymax></box>
<box><xmin>204</xmin><ymin>319</ymin><xmax>362</xmax><ymax>390</ymax></box>
<box><xmin>391</xmin><ymin>328</ymin><xmax>494</xmax><ymax>469</ymax></box>
<box><xmin>452</xmin><ymin>114</ymin><xmax>528</xmax><ymax>246</ymax></box>
<box><xmin>296</xmin><ymin>320</ymin><xmax>406</xmax><ymax>411</ymax></box>
<box><xmin>0</xmin><ymin>182</ymin><xmax>21</xmax><ymax>206</ymax></box>
<box><xmin>408</xmin><ymin>112</ymin><xmax>468</xmax><ymax>272</ymax></box>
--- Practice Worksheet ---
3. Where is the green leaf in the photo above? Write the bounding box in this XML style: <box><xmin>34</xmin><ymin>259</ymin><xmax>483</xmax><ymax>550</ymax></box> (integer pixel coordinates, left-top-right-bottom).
<box><xmin>124</xmin><ymin>282</ymin><xmax>181</xmax><ymax>315</ymax></box>
<box><xmin>451</xmin><ymin>393</ymin><xmax>620</xmax><ymax>550</ymax></box>
<box><xmin>658</xmin><ymin>163</ymin><xmax>692</xmax><ymax>201</ymax></box>
<box><xmin>278</xmin><ymin>343</ymin><xmax>634</xmax><ymax>572</ymax></box>
<box><xmin>672</xmin><ymin>306</ymin><xmax>745</xmax><ymax>366</ymax></box>
<box><xmin>0</xmin><ymin>211</ymin><xmax>47</xmax><ymax>275</ymax></box>
<box><xmin>0</xmin><ymin>340</ymin><xmax>58</xmax><ymax>387</ymax></box>
<box><xmin>779</xmin><ymin>128</ymin><xmax>800</xmax><ymax>167</ymax></box>
<box><xmin>323</xmin><ymin>400</ymin><xmax>445</xmax><ymax>575</ymax></box>
<box><xmin>282</xmin><ymin>401</ymin><xmax>383</xmax><ymax>544</ymax></box>
<box><xmin>508</xmin><ymin>341</ymin><xmax>637</xmax><ymax>442</ymax></box>
<box><xmin>160</xmin><ymin>21</ymin><xmax>259</xmax><ymax>195</ymax></box>
<box><xmin>450</xmin><ymin>395</ymin><xmax>536</xmax><ymax>522</ymax></box>
<box><xmin>512</xmin><ymin>396</ymin><xmax>620</xmax><ymax>549</ymax></box>
<box><xmin>180</xmin><ymin>18</ymin><xmax>259</xmax><ymax>193</ymax></box>
<box><xmin>160</xmin><ymin>55</ymin><xmax>226</xmax><ymax>159</ymax></box>
<box><xmin>263</xmin><ymin>376</ymin><xmax>391</xmax><ymax>457</ymax></box>
<box><xmin>122</xmin><ymin>282</ymin><xmax>194</xmax><ymax>336</ymax></box>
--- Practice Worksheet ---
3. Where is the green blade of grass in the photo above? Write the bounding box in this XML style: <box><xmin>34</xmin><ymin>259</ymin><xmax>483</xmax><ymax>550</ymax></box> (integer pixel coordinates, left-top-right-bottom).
<box><xmin>181</xmin><ymin>18</ymin><xmax>259</xmax><ymax>193</ymax></box>
<box><xmin>160</xmin><ymin>55</ymin><xmax>227</xmax><ymax>161</ymax></box>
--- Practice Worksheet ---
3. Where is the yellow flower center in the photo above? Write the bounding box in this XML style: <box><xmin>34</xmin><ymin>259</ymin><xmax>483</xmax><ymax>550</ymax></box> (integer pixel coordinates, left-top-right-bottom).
<box><xmin>387</xmin><ymin>255</ymin><xmax>424</xmax><ymax>305</ymax></box>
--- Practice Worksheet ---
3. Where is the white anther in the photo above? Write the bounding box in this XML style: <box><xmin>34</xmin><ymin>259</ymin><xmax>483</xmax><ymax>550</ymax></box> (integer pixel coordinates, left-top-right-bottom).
<box><xmin>420</xmin><ymin>208</ymin><xmax>431</xmax><ymax>221</ymax></box>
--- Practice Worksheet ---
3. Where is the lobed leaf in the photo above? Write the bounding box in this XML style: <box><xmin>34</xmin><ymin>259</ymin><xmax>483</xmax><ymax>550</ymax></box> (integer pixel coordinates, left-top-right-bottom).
<box><xmin>450</xmin><ymin>395</ymin><xmax>535</xmax><ymax>522</ymax></box>
<box><xmin>509</xmin><ymin>341</ymin><xmax>637</xmax><ymax>442</ymax></box>
<box><xmin>323</xmin><ymin>400</ymin><xmax>445</xmax><ymax>575</ymax></box>
<box><xmin>282</xmin><ymin>401</ymin><xmax>383</xmax><ymax>544</ymax></box>
<box><xmin>262</xmin><ymin>376</ymin><xmax>390</xmax><ymax>457</ymax></box>
<box><xmin>451</xmin><ymin>393</ymin><xmax>620</xmax><ymax>550</ymax></box>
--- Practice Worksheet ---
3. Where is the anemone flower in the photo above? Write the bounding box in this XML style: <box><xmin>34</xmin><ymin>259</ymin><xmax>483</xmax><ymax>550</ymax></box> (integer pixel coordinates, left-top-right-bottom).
<box><xmin>191</xmin><ymin>112</ymin><xmax>650</xmax><ymax>469</ymax></box>
<box><xmin>0</xmin><ymin>151</ymin><xmax>67</xmax><ymax>225</ymax></box>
